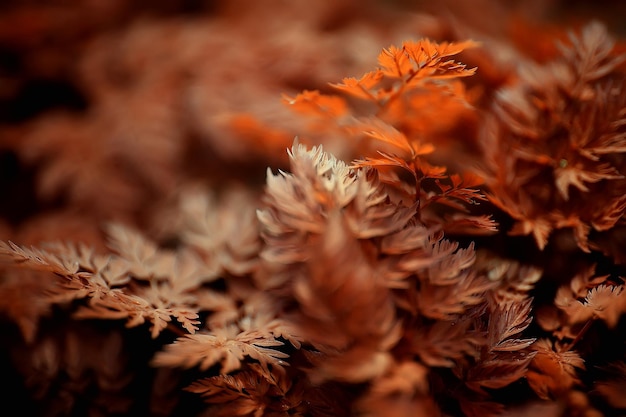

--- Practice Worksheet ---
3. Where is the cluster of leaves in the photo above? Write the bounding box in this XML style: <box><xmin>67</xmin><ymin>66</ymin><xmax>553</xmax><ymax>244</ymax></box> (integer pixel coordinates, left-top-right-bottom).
<box><xmin>283</xmin><ymin>38</ymin><xmax>496</xmax><ymax>237</ymax></box>
<box><xmin>479</xmin><ymin>21</ymin><xmax>626</xmax><ymax>253</ymax></box>
<box><xmin>2</xmin><ymin>16</ymin><xmax>626</xmax><ymax>417</ymax></box>
<box><xmin>0</xmin><ymin>140</ymin><xmax>538</xmax><ymax>416</ymax></box>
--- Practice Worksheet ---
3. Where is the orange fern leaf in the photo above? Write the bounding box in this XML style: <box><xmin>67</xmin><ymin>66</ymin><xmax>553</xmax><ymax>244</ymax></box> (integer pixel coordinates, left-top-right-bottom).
<box><xmin>330</xmin><ymin>69</ymin><xmax>384</xmax><ymax>100</ymax></box>
<box><xmin>378</xmin><ymin>39</ymin><xmax>479</xmax><ymax>81</ymax></box>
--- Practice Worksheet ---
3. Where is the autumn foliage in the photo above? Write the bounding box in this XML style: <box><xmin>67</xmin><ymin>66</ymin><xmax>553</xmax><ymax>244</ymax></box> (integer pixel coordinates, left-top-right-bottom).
<box><xmin>1</xmin><ymin>1</ymin><xmax>626</xmax><ymax>416</ymax></box>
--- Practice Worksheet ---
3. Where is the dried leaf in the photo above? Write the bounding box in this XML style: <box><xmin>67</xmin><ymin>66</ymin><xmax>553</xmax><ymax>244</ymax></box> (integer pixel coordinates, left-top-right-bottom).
<box><xmin>152</xmin><ymin>325</ymin><xmax>288</xmax><ymax>374</ymax></box>
<box><xmin>527</xmin><ymin>339</ymin><xmax>585</xmax><ymax>400</ymax></box>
